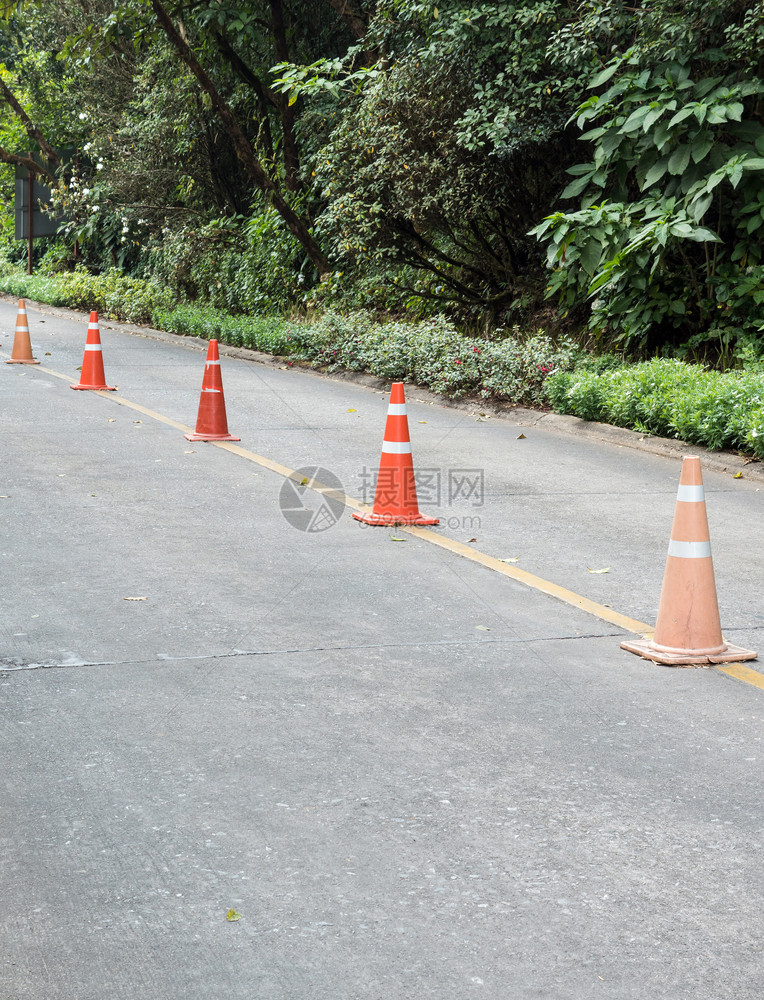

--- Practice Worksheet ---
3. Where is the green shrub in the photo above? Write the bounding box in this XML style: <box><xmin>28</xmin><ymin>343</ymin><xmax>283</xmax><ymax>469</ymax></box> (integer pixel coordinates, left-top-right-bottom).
<box><xmin>546</xmin><ymin>358</ymin><xmax>764</xmax><ymax>458</ymax></box>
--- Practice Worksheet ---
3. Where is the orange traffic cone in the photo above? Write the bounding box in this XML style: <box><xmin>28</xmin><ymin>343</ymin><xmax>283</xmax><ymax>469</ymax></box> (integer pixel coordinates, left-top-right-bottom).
<box><xmin>352</xmin><ymin>381</ymin><xmax>439</xmax><ymax>526</ymax></box>
<box><xmin>184</xmin><ymin>339</ymin><xmax>240</xmax><ymax>442</ymax></box>
<box><xmin>621</xmin><ymin>456</ymin><xmax>756</xmax><ymax>665</ymax></box>
<box><xmin>70</xmin><ymin>312</ymin><xmax>116</xmax><ymax>390</ymax></box>
<box><xmin>5</xmin><ymin>299</ymin><xmax>39</xmax><ymax>364</ymax></box>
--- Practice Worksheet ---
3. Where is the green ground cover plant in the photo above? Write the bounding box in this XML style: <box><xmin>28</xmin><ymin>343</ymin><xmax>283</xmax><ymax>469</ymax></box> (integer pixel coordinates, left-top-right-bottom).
<box><xmin>547</xmin><ymin>360</ymin><xmax>764</xmax><ymax>458</ymax></box>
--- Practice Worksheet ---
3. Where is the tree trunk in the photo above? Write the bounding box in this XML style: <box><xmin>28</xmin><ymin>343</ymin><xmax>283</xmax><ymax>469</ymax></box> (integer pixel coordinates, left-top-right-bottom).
<box><xmin>150</xmin><ymin>0</ymin><xmax>330</xmax><ymax>277</ymax></box>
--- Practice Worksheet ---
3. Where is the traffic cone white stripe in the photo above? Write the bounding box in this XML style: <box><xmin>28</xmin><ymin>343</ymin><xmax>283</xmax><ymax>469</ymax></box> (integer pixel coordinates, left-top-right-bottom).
<box><xmin>382</xmin><ymin>440</ymin><xmax>412</xmax><ymax>454</ymax></box>
<box><xmin>387</xmin><ymin>403</ymin><xmax>407</xmax><ymax>415</ymax></box>
<box><xmin>206</xmin><ymin>359</ymin><xmax>221</xmax><ymax>366</ymax></box>
<box><xmin>677</xmin><ymin>484</ymin><xmax>705</xmax><ymax>502</ymax></box>
<box><xmin>84</xmin><ymin>344</ymin><xmax>103</xmax><ymax>351</ymax></box>
<box><xmin>667</xmin><ymin>539</ymin><xmax>712</xmax><ymax>558</ymax></box>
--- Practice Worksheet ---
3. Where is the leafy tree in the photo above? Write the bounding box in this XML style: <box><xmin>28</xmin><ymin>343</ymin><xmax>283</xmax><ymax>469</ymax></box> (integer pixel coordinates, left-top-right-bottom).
<box><xmin>532</xmin><ymin>0</ymin><xmax>764</xmax><ymax>359</ymax></box>
<box><xmin>281</xmin><ymin>0</ymin><xmax>593</xmax><ymax>324</ymax></box>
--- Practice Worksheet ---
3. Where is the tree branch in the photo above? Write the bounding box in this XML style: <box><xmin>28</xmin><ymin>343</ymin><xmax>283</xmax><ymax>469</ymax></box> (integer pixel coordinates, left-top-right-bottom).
<box><xmin>0</xmin><ymin>78</ymin><xmax>60</xmax><ymax>173</ymax></box>
<box><xmin>150</xmin><ymin>0</ymin><xmax>329</xmax><ymax>275</ymax></box>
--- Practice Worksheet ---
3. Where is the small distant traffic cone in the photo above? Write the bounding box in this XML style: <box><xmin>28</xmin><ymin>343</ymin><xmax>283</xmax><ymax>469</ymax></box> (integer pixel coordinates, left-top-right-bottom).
<box><xmin>184</xmin><ymin>339</ymin><xmax>240</xmax><ymax>442</ymax></box>
<box><xmin>5</xmin><ymin>299</ymin><xmax>39</xmax><ymax>364</ymax></box>
<box><xmin>353</xmin><ymin>381</ymin><xmax>439</xmax><ymax>526</ymax></box>
<box><xmin>70</xmin><ymin>312</ymin><xmax>116</xmax><ymax>390</ymax></box>
<box><xmin>621</xmin><ymin>456</ymin><xmax>756</xmax><ymax>665</ymax></box>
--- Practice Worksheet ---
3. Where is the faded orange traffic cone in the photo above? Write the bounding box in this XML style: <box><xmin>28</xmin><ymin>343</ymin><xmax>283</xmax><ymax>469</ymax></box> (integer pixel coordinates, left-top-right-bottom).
<box><xmin>352</xmin><ymin>381</ymin><xmax>439</xmax><ymax>526</ymax></box>
<box><xmin>5</xmin><ymin>299</ymin><xmax>39</xmax><ymax>364</ymax></box>
<box><xmin>621</xmin><ymin>456</ymin><xmax>756</xmax><ymax>665</ymax></box>
<box><xmin>184</xmin><ymin>339</ymin><xmax>240</xmax><ymax>442</ymax></box>
<box><xmin>70</xmin><ymin>312</ymin><xmax>116</xmax><ymax>390</ymax></box>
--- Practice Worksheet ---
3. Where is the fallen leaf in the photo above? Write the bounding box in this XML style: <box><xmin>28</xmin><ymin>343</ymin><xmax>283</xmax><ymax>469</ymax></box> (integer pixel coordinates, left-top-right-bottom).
<box><xmin>90</xmin><ymin>493</ymin><xmax>97</xmax><ymax>498</ymax></box>
<box><xmin>347</xmin><ymin>408</ymin><xmax>356</xmax><ymax>412</ymax></box>
<box><xmin>123</xmin><ymin>596</ymin><xmax>147</xmax><ymax>601</ymax></box>
<box><xmin>417</xmin><ymin>420</ymin><xmax>427</xmax><ymax>423</ymax></box>
<box><xmin>499</xmin><ymin>557</ymin><xmax>519</xmax><ymax>563</ymax></box>
<box><xmin>467</xmin><ymin>537</ymin><xmax>477</xmax><ymax>543</ymax></box>
<box><xmin>226</xmin><ymin>909</ymin><xmax>242</xmax><ymax>922</ymax></box>
<box><xmin>45</xmin><ymin>352</ymin><xmax>51</xmax><ymax>356</ymax></box>
<box><xmin>390</xmin><ymin>535</ymin><xmax>406</xmax><ymax>541</ymax></box>
<box><xmin>733</xmin><ymin>471</ymin><xmax>743</xmax><ymax>479</ymax></box>
<box><xmin>0</xmin><ymin>495</ymin><xmax>10</xmax><ymax>498</ymax></box>
<box><xmin>475</xmin><ymin>625</ymin><xmax>491</xmax><ymax>631</ymax></box>
<box><xmin>184</xmin><ymin>450</ymin><xmax>195</xmax><ymax>454</ymax></box>
<box><xmin>133</xmin><ymin>420</ymin><xmax>142</xmax><ymax>424</ymax></box>
<box><xmin>587</xmin><ymin>566</ymin><xmax>611</xmax><ymax>574</ymax></box>
<box><xmin>300</xmin><ymin>477</ymin><xmax>308</xmax><ymax>485</ymax></box>
<box><xmin>108</xmin><ymin>418</ymin><xmax>116</xmax><ymax>423</ymax></box>
<box><xmin>517</xmin><ymin>433</ymin><xmax>526</xmax><ymax>439</ymax></box>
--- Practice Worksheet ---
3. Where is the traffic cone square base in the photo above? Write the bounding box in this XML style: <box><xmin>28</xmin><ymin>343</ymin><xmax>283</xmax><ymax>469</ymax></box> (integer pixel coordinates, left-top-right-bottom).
<box><xmin>620</xmin><ymin>637</ymin><xmax>757</xmax><ymax>666</ymax></box>
<box><xmin>6</xmin><ymin>358</ymin><xmax>40</xmax><ymax>365</ymax></box>
<box><xmin>184</xmin><ymin>430</ymin><xmax>241</xmax><ymax>442</ymax></box>
<box><xmin>352</xmin><ymin>511</ymin><xmax>439</xmax><ymax>526</ymax></box>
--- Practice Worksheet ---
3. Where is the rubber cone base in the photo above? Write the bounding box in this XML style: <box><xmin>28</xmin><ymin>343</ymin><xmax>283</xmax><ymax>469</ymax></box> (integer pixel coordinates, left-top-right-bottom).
<box><xmin>620</xmin><ymin>637</ymin><xmax>757</xmax><ymax>666</ymax></box>
<box><xmin>71</xmin><ymin>382</ymin><xmax>117</xmax><ymax>391</ymax></box>
<box><xmin>352</xmin><ymin>511</ymin><xmax>439</xmax><ymax>526</ymax></box>
<box><xmin>6</xmin><ymin>358</ymin><xmax>40</xmax><ymax>365</ymax></box>
<box><xmin>184</xmin><ymin>431</ymin><xmax>241</xmax><ymax>442</ymax></box>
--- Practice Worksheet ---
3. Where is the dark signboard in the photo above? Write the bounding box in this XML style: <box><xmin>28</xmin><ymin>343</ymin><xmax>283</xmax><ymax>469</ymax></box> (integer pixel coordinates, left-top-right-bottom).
<box><xmin>14</xmin><ymin>149</ymin><xmax>72</xmax><ymax>239</ymax></box>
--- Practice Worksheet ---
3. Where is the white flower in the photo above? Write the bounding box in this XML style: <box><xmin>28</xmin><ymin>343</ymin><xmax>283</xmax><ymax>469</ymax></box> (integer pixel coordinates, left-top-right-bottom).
<box><xmin>78</xmin><ymin>112</ymin><xmax>88</xmax><ymax>120</ymax></box>
<box><xmin>82</xmin><ymin>188</ymin><xmax>90</xmax><ymax>196</ymax></box>
<box><xmin>96</xmin><ymin>163</ymin><xmax>104</xmax><ymax>170</ymax></box>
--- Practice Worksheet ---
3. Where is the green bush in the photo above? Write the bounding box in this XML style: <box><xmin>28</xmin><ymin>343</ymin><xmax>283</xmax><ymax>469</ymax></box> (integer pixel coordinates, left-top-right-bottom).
<box><xmin>152</xmin><ymin>302</ymin><xmax>292</xmax><ymax>355</ymax></box>
<box><xmin>547</xmin><ymin>359</ymin><xmax>764</xmax><ymax>458</ymax></box>
<box><xmin>288</xmin><ymin>311</ymin><xmax>586</xmax><ymax>405</ymax></box>
<box><xmin>0</xmin><ymin>263</ymin><xmax>173</xmax><ymax>324</ymax></box>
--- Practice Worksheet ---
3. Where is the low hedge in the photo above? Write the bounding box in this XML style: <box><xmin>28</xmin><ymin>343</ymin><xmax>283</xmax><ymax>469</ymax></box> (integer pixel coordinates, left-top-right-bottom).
<box><xmin>547</xmin><ymin>359</ymin><xmax>764</xmax><ymax>459</ymax></box>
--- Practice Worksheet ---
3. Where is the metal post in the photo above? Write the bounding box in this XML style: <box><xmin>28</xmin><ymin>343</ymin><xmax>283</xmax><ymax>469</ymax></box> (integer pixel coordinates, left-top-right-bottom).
<box><xmin>27</xmin><ymin>159</ymin><xmax>33</xmax><ymax>275</ymax></box>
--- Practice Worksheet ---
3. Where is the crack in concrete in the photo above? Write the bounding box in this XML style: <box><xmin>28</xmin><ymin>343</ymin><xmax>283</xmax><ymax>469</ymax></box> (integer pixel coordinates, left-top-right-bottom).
<box><xmin>0</xmin><ymin>631</ymin><xmax>623</xmax><ymax>672</ymax></box>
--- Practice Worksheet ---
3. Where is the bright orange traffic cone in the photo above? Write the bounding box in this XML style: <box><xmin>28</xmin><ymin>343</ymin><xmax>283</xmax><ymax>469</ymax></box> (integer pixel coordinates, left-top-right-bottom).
<box><xmin>352</xmin><ymin>381</ymin><xmax>439</xmax><ymax>526</ymax></box>
<box><xmin>184</xmin><ymin>339</ymin><xmax>240</xmax><ymax>442</ymax></box>
<box><xmin>5</xmin><ymin>299</ymin><xmax>39</xmax><ymax>364</ymax></box>
<box><xmin>70</xmin><ymin>312</ymin><xmax>116</xmax><ymax>390</ymax></box>
<box><xmin>621</xmin><ymin>456</ymin><xmax>756</xmax><ymax>665</ymax></box>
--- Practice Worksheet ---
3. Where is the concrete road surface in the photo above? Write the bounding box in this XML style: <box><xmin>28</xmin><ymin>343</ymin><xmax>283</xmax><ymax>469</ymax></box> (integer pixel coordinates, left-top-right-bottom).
<box><xmin>1</xmin><ymin>299</ymin><xmax>762</xmax><ymax>999</ymax></box>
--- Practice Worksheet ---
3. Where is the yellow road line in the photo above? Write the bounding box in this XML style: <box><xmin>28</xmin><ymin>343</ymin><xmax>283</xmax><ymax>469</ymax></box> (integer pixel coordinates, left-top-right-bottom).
<box><xmin>401</xmin><ymin>525</ymin><xmax>653</xmax><ymax>634</ymax></box>
<box><xmin>716</xmin><ymin>662</ymin><xmax>764</xmax><ymax>691</ymax></box>
<box><xmin>11</xmin><ymin>360</ymin><xmax>764</xmax><ymax>690</ymax></box>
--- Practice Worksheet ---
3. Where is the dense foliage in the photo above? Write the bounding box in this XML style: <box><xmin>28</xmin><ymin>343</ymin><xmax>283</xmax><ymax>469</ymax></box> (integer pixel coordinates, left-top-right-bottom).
<box><xmin>0</xmin><ymin>0</ymin><xmax>761</xmax><ymax>361</ymax></box>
